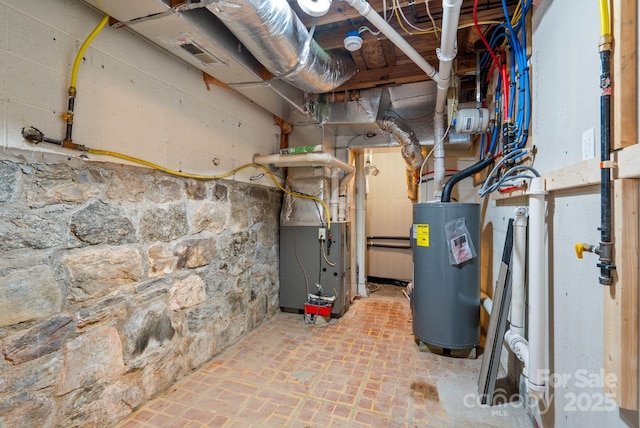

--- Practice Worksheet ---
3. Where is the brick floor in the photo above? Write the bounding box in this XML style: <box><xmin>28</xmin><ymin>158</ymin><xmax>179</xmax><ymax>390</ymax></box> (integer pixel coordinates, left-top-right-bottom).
<box><xmin>117</xmin><ymin>295</ymin><xmax>530</xmax><ymax>427</ymax></box>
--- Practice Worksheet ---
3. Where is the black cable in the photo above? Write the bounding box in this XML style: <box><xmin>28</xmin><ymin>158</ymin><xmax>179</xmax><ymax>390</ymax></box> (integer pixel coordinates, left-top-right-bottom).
<box><xmin>441</xmin><ymin>156</ymin><xmax>494</xmax><ymax>202</ymax></box>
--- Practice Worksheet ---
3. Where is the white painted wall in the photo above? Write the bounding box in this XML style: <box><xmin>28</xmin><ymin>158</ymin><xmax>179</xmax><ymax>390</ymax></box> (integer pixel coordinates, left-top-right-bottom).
<box><xmin>0</xmin><ymin>0</ymin><xmax>280</xmax><ymax>184</ymax></box>
<box><xmin>365</xmin><ymin>150</ymin><xmax>413</xmax><ymax>282</ymax></box>
<box><xmin>482</xmin><ymin>0</ymin><xmax>637</xmax><ymax>426</ymax></box>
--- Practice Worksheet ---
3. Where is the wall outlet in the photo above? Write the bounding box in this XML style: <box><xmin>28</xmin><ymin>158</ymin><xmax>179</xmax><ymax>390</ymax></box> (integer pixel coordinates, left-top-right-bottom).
<box><xmin>318</xmin><ymin>227</ymin><xmax>326</xmax><ymax>240</ymax></box>
<box><xmin>582</xmin><ymin>127</ymin><xmax>596</xmax><ymax>160</ymax></box>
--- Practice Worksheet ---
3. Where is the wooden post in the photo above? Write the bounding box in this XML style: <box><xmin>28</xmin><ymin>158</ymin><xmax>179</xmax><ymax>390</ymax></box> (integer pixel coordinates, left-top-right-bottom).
<box><xmin>612</xmin><ymin>0</ymin><xmax>638</xmax><ymax>150</ymax></box>
<box><xmin>274</xmin><ymin>116</ymin><xmax>293</xmax><ymax>152</ymax></box>
<box><xmin>604</xmin><ymin>179</ymin><xmax>639</xmax><ymax>410</ymax></box>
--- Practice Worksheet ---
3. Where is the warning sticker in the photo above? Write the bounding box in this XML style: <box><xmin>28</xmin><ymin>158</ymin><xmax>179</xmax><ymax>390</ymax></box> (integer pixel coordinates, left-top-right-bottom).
<box><xmin>416</xmin><ymin>224</ymin><xmax>430</xmax><ymax>247</ymax></box>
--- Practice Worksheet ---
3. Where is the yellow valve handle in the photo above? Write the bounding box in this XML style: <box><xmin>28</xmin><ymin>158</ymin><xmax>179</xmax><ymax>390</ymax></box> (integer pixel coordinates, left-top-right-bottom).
<box><xmin>575</xmin><ymin>243</ymin><xmax>584</xmax><ymax>259</ymax></box>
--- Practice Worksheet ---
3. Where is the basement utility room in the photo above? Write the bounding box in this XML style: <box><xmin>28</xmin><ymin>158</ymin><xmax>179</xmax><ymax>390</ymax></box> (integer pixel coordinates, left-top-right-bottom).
<box><xmin>0</xmin><ymin>0</ymin><xmax>638</xmax><ymax>427</ymax></box>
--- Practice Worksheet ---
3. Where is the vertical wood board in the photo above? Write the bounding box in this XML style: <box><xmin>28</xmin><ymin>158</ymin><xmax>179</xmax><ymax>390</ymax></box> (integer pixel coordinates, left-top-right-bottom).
<box><xmin>604</xmin><ymin>178</ymin><xmax>639</xmax><ymax>410</ymax></box>
<box><xmin>612</xmin><ymin>0</ymin><xmax>638</xmax><ymax>150</ymax></box>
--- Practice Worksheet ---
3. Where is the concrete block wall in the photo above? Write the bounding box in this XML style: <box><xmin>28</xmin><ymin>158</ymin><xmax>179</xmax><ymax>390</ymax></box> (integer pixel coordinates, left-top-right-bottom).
<box><xmin>0</xmin><ymin>0</ymin><xmax>280</xmax><ymax>181</ymax></box>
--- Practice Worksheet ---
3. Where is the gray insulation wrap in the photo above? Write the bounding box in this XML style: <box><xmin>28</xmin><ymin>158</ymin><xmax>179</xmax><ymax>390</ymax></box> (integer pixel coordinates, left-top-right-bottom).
<box><xmin>380</xmin><ymin>117</ymin><xmax>424</xmax><ymax>170</ymax></box>
<box><xmin>208</xmin><ymin>0</ymin><xmax>356</xmax><ymax>93</ymax></box>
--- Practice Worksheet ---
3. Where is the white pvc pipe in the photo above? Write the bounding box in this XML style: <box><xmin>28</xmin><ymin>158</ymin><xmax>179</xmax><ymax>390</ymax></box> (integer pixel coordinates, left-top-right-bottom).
<box><xmin>343</xmin><ymin>0</ymin><xmax>440</xmax><ymax>84</ymax></box>
<box><xmin>504</xmin><ymin>329</ymin><xmax>530</xmax><ymax>377</ymax></box>
<box><xmin>511</xmin><ymin>207</ymin><xmax>528</xmax><ymax>337</ymax></box>
<box><xmin>355</xmin><ymin>154</ymin><xmax>367</xmax><ymax>297</ymax></box>
<box><xmin>432</xmin><ymin>0</ymin><xmax>462</xmax><ymax>200</ymax></box>
<box><xmin>330</xmin><ymin>168</ymin><xmax>339</xmax><ymax>223</ymax></box>
<box><xmin>527</xmin><ymin>177</ymin><xmax>547</xmax><ymax>398</ymax></box>
<box><xmin>480</xmin><ymin>292</ymin><xmax>493</xmax><ymax>315</ymax></box>
<box><xmin>434</xmin><ymin>0</ymin><xmax>463</xmax><ymax>116</ymax></box>
<box><xmin>253</xmin><ymin>153</ymin><xmax>355</xmax><ymax>172</ymax></box>
<box><xmin>338</xmin><ymin>167</ymin><xmax>355</xmax><ymax>221</ymax></box>
<box><xmin>433</xmin><ymin>114</ymin><xmax>446</xmax><ymax>199</ymax></box>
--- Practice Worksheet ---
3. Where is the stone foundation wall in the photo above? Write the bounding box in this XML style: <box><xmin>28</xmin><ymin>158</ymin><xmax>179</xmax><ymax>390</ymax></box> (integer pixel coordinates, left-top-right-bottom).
<box><xmin>0</xmin><ymin>151</ymin><xmax>281</xmax><ymax>427</ymax></box>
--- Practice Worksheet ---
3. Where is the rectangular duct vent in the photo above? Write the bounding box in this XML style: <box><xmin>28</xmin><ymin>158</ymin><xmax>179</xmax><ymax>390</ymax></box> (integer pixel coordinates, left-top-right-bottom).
<box><xmin>157</xmin><ymin>34</ymin><xmax>227</xmax><ymax>68</ymax></box>
<box><xmin>179</xmin><ymin>41</ymin><xmax>220</xmax><ymax>65</ymax></box>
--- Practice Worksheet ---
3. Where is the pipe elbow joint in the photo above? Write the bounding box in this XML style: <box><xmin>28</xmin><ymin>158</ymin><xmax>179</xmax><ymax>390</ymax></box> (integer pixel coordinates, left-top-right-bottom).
<box><xmin>527</xmin><ymin>380</ymin><xmax>546</xmax><ymax>400</ymax></box>
<box><xmin>342</xmin><ymin>0</ymin><xmax>370</xmax><ymax>15</ymax></box>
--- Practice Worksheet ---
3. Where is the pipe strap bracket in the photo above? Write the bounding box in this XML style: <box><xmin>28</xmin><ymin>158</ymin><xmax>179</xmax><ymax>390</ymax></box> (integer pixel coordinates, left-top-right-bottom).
<box><xmin>436</xmin><ymin>45</ymin><xmax>457</xmax><ymax>62</ymax></box>
<box><xmin>600</xmin><ymin>160</ymin><xmax>617</xmax><ymax>169</ymax></box>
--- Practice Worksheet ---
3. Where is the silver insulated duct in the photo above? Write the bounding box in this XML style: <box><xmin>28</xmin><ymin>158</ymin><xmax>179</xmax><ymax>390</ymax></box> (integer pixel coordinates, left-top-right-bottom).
<box><xmin>380</xmin><ymin>117</ymin><xmax>424</xmax><ymax>170</ymax></box>
<box><xmin>207</xmin><ymin>0</ymin><xmax>356</xmax><ymax>93</ymax></box>
<box><xmin>380</xmin><ymin>117</ymin><xmax>424</xmax><ymax>200</ymax></box>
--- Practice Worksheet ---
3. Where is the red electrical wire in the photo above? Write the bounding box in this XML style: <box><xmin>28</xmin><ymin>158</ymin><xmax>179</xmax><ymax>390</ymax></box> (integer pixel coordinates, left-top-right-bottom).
<box><xmin>498</xmin><ymin>185</ymin><xmax>526</xmax><ymax>193</ymax></box>
<box><xmin>421</xmin><ymin>169</ymin><xmax>461</xmax><ymax>177</ymax></box>
<box><xmin>500</xmin><ymin>61</ymin><xmax>509</xmax><ymax>120</ymax></box>
<box><xmin>474</xmin><ymin>0</ymin><xmax>499</xmax><ymax>68</ymax></box>
<box><xmin>474</xmin><ymin>0</ymin><xmax>509</xmax><ymax>123</ymax></box>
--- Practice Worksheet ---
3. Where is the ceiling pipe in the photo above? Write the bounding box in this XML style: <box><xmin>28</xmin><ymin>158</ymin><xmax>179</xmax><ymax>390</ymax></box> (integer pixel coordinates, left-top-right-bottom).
<box><xmin>253</xmin><ymin>152</ymin><xmax>355</xmax><ymax>172</ymax></box>
<box><xmin>342</xmin><ymin>0</ymin><xmax>463</xmax><ymax>200</ymax></box>
<box><xmin>433</xmin><ymin>0</ymin><xmax>463</xmax><ymax>200</ymax></box>
<box><xmin>208</xmin><ymin>0</ymin><xmax>356</xmax><ymax>93</ymax></box>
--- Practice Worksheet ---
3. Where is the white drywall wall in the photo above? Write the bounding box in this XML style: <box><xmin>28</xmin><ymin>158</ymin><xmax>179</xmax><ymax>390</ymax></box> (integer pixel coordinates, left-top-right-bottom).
<box><xmin>365</xmin><ymin>150</ymin><xmax>413</xmax><ymax>281</ymax></box>
<box><xmin>0</xmin><ymin>0</ymin><xmax>280</xmax><ymax>184</ymax></box>
<box><xmin>482</xmin><ymin>0</ymin><xmax>636</xmax><ymax>426</ymax></box>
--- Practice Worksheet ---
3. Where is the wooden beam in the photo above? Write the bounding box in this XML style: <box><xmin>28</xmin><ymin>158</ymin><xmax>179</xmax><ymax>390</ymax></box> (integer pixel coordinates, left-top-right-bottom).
<box><xmin>203</xmin><ymin>72</ymin><xmax>230</xmax><ymax>90</ymax></box>
<box><xmin>333</xmin><ymin>53</ymin><xmax>477</xmax><ymax>92</ymax></box>
<box><xmin>314</xmin><ymin>7</ymin><xmax>507</xmax><ymax>50</ymax></box>
<box><xmin>274</xmin><ymin>116</ymin><xmax>293</xmax><ymax>151</ymax></box>
<box><xmin>542</xmin><ymin>160</ymin><xmax>601</xmax><ymax>193</ymax></box>
<box><xmin>604</xmin><ymin>179</ymin><xmax>639</xmax><ymax>410</ymax></box>
<box><xmin>380</xmin><ymin>39</ymin><xmax>397</xmax><ymax>67</ymax></box>
<box><xmin>350</xmin><ymin>48</ymin><xmax>368</xmax><ymax>74</ymax></box>
<box><xmin>535</xmin><ymin>143</ymin><xmax>640</xmax><ymax>193</ymax></box>
<box><xmin>612</xmin><ymin>0</ymin><xmax>638</xmax><ymax>150</ymax></box>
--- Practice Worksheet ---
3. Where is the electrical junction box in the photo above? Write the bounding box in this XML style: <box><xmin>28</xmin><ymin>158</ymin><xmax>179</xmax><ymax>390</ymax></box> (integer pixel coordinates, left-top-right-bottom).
<box><xmin>318</xmin><ymin>227</ymin><xmax>326</xmax><ymax>240</ymax></box>
<box><xmin>582</xmin><ymin>127</ymin><xmax>596</xmax><ymax>160</ymax></box>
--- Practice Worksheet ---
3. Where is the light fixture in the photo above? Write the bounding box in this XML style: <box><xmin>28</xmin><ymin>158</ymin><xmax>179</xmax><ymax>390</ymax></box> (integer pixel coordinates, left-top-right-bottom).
<box><xmin>343</xmin><ymin>30</ymin><xmax>363</xmax><ymax>51</ymax></box>
<box><xmin>297</xmin><ymin>0</ymin><xmax>332</xmax><ymax>17</ymax></box>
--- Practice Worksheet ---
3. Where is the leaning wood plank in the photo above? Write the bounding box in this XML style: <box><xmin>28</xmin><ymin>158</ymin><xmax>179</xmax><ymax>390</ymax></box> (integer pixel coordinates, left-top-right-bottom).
<box><xmin>612</xmin><ymin>0</ymin><xmax>638</xmax><ymax>150</ymax></box>
<box><xmin>604</xmin><ymin>179</ymin><xmax>639</xmax><ymax>410</ymax></box>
